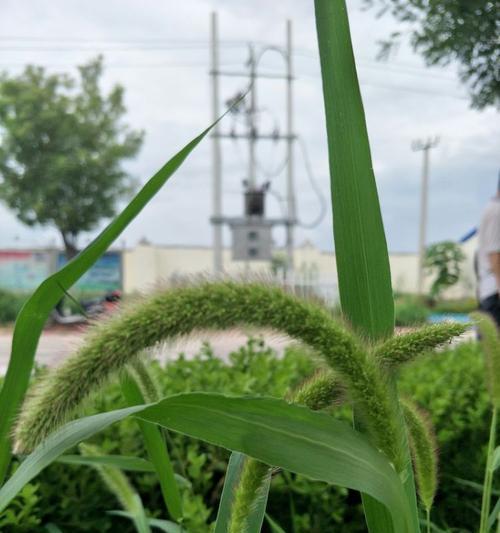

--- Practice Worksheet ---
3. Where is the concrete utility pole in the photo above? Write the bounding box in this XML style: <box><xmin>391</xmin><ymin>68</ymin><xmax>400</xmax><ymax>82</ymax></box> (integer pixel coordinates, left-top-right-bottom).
<box><xmin>210</xmin><ymin>12</ymin><xmax>223</xmax><ymax>274</ymax></box>
<box><xmin>209</xmin><ymin>13</ymin><xmax>296</xmax><ymax>276</ymax></box>
<box><xmin>412</xmin><ymin>137</ymin><xmax>439</xmax><ymax>295</ymax></box>
<box><xmin>247</xmin><ymin>45</ymin><xmax>257</xmax><ymax>191</ymax></box>
<box><xmin>285</xmin><ymin>19</ymin><xmax>296</xmax><ymax>279</ymax></box>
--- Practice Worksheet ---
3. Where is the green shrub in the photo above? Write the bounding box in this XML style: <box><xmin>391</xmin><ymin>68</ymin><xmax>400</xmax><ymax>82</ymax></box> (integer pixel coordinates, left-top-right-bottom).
<box><xmin>433</xmin><ymin>298</ymin><xmax>478</xmax><ymax>314</ymax></box>
<box><xmin>0</xmin><ymin>289</ymin><xmax>25</xmax><ymax>324</ymax></box>
<box><xmin>395</xmin><ymin>296</ymin><xmax>430</xmax><ymax>326</ymax></box>
<box><xmin>6</xmin><ymin>338</ymin><xmax>487</xmax><ymax>532</ymax></box>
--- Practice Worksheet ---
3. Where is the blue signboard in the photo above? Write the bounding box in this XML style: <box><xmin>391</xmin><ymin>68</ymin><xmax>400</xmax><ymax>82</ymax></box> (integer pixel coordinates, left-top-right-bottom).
<box><xmin>0</xmin><ymin>251</ymin><xmax>52</xmax><ymax>291</ymax></box>
<box><xmin>57</xmin><ymin>251</ymin><xmax>122</xmax><ymax>292</ymax></box>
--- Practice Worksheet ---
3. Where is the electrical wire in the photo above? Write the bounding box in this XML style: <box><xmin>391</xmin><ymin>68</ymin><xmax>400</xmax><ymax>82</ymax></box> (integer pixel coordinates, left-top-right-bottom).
<box><xmin>268</xmin><ymin>188</ymin><xmax>287</xmax><ymax>217</ymax></box>
<box><xmin>296</xmin><ymin>136</ymin><xmax>328</xmax><ymax>229</ymax></box>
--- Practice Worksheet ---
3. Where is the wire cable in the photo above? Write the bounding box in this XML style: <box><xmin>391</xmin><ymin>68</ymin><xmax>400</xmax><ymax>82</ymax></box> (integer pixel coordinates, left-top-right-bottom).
<box><xmin>296</xmin><ymin>136</ymin><xmax>328</xmax><ymax>229</ymax></box>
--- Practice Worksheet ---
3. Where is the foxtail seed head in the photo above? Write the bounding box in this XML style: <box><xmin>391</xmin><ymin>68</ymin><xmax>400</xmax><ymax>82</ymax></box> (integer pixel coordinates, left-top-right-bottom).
<box><xmin>15</xmin><ymin>281</ymin><xmax>404</xmax><ymax>473</ymax></box>
<box><xmin>401</xmin><ymin>398</ymin><xmax>438</xmax><ymax>513</ymax></box>
<box><xmin>373</xmin><ymin>322</ymin><xmax>469</xmax><ymax>367</ymax></box>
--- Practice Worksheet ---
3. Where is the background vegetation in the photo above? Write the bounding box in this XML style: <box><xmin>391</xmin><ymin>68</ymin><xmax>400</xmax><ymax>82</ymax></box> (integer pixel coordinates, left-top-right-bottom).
<box><xmin>0</xmin><ymin>338</ymin><xmax>487</xmax><ymax>532</ymax></box>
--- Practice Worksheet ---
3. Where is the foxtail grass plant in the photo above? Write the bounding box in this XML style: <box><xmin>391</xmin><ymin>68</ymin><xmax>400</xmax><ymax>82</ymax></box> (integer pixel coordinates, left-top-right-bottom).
<box><xmin>12</xmin><ymin>280</ymin><xmax>466</xmax><ymax>531</ymax></box>
<box><xmin>0</xmin><ymin>0</ymin><xmax>479</xmax><ymax>531</ymax></box>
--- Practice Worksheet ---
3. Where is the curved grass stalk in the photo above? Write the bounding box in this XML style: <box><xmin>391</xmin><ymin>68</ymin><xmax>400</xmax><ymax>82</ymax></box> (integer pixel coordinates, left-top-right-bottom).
<box><xmin>15</xmin><ymin>281</ymin><xmax>405</xmax><ymax>474</ymax></box>
<box><xmin>79</xmin><ymin>442</ymin><xmax>151</xmax><ymax>533</ymax></box>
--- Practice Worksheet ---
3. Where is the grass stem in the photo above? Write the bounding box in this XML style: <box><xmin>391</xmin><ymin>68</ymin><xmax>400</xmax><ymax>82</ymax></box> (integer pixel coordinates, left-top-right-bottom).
<box><xmin>480</xmin><ymin>406</ymin><xmax>497</xmax><ymax>533</ymax></box>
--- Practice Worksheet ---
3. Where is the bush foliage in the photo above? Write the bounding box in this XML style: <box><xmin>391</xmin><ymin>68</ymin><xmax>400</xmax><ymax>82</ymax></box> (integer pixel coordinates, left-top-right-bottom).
<box><xmin>0</xmin><ymin>290</ymin><xmax>26</xmax><ymax>325</ymax></box>
<box><xmin>0</xmin><ymin>338</ymin><xmax>488</xmax><ymax>532</ymax></box>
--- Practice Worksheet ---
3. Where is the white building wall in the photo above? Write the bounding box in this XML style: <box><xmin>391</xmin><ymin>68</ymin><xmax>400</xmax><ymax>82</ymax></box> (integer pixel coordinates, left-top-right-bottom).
<box><xmin>123</xmin><ymin>238</ymin><xmax>478</xmax><ymax>301</ymax></box>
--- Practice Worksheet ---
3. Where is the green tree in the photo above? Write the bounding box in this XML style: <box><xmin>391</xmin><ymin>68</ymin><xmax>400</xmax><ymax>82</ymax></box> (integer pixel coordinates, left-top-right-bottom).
<box><xmin>425</xmin><ymin>240</ymin><xmax>465</xmax><ymax>301</ymax></box>
<box><xmin>365</xmin><ymin>0</ymin><xmax>499</xmax><ymax>109</ymax></box>
<box><xmin>0</xmin><ymin>56</ymin><xmax>144</xmax><ymax>258</ymax></box>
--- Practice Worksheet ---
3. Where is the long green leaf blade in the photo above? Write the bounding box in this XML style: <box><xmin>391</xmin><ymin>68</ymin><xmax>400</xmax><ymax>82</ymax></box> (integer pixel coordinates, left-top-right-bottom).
<box><xmin>214</xmin><ymin>452</ymin><xmax>245</xmax><ymax>533</ymax></box>
<box><xmin>0</xmin><ymin>116</ymin><xmax>225</xmax><ymax>483</ymax></box>
<box><xmin>0</xmin><ymin>394</ymin><xmax>411</xmax><ymax>531</ymax></box>
<box><xmin>0</xmin><ymin>405</ymin><xmax>144</xmax><ymax>511</ymax></box>
<box><xmin>109</xmin><ymin>510</ymin><xmax>182</xmax><ymax>533</ymax></box>
<box><xmin>56</xmin><ymin>454</ymin><xmax>156</xmax><ymax>472</ymax></box>
<box><xmin>139</xmin><ymin>393</ymin><xmax>410</xmax><ymax>531</ymax></box>
<box><xmin>314</xmin><ymin>0</ymin><xmax>394</xmax><ymax>340</ymax></box>
<box><xmin>314</xmin><ymin>2</ymin><xmax>419</xmax><ymax>531</ymax></box>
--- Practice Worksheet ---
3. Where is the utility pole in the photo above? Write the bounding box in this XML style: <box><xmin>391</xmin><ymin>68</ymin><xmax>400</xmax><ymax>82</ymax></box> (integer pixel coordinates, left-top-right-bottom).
<box><xmin>285</xmin><ymin>19</ymin><xmax>296</xmax><ymax>280</ymax></box>
<box><xmin>247</xmin><ymin>45</ymin><xmax>257</xmax><ymax>191</ymax></box>
<box><xmin>209</xmin><ymin>13</ymin><xmax>296</xmax><ymax>276</ymax></box>
<box><xmin>210</xmin><ymin>12</ymin><xmax>223</xmax><ymax>274</ymax></box>
<box><xmin>412</xmin><ymin>137</ymin><xmax>439</xmax><ymax>295</ymax></box>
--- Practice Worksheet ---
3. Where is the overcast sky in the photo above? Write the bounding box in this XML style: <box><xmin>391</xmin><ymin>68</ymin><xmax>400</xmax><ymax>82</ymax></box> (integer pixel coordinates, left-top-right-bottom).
<box><xmin>0</xmin><ymin>0</ymin><xmax>498</xmax><ymax>253</ymax></box>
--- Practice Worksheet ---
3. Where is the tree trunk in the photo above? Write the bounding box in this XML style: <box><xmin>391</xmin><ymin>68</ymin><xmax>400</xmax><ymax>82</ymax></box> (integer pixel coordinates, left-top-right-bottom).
<box><xmin>60</xmin><ymin>231</ymin><xmax>79</xmax><ymax>261</ymax></box>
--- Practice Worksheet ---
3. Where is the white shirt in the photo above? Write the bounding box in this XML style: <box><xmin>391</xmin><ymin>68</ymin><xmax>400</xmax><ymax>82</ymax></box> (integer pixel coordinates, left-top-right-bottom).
<box><xmin>478</xmin><ymin>197</ymin><xmax>500</xmax><ymax>300</ymax></box>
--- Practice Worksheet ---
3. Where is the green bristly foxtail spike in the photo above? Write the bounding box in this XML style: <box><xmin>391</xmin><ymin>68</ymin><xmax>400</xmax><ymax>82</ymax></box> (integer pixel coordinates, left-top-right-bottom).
<box><xmin>470</xmin><ymin>311</ymin><xmax>500</xmax><ymax>408</ymax></box>
<box><xmin>79</xmin><ymin>443</ymin><xmax>151</xmax><ymax>533</ymax></box>
<box><xmin>14</xmin><ymin>281</ymin><xmax>405</xmax><ymax>473</ymax></box>
<box><xmin>401</xmin><ymin>398</ymin><xmax>438</xmax><ymax>514</ymax></box>
<box><xmin>228</xmin><ymin>460</ymin><xmax>271</xmax><ymax>533</ymax></box>
<box><xmin>227</xmin><ymin>369</ymin><xmax>343</xmax><ymax>533</ymax></box>
<box><xmin>373</xmin><ymin>322</ymin><xmax>469</xmax><ymax>367</ymax></box>
<box><xmin>288</xmin><ymin>370</ymin><xmax>342</xmax><ymax>410</ymax></box>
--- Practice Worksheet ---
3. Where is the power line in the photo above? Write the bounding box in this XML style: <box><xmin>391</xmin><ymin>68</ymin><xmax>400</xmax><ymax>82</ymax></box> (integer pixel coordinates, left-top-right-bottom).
<box><xmin>296</xmin><ymin>137</ymin><xmax>327</xmax><ymax>229</ymax></box>
<box><xmin>0</xmin><ymin>38</ymin><xmax>457</xmax><ymax>80</ymax></box>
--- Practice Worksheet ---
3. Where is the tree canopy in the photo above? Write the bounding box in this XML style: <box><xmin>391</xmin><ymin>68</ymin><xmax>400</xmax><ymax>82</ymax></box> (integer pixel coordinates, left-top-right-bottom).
<box><xmin>0</xmin><ymin>56</ymin><xmax>144</xmax><ymax>257</ymax></box>
<box><xmin>365</xmin><ymin>0</ymin><xmax>499</xmax><ymax>109</ymax></box>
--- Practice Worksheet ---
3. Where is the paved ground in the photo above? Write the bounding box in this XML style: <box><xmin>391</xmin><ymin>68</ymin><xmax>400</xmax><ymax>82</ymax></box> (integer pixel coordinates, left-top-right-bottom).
<box><xmin>0</xmin><ymin>326</ymin><xmax>292</xmax><ymax>375</ymax></box>
<box><xmin>0</xmin><ymin>323</ymin><xmax>476</xmax><ymax>376</ymax></box>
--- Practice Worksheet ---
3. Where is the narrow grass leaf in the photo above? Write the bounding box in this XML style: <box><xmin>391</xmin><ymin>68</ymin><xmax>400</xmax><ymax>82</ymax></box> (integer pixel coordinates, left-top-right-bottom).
<box><xmin>214</xmin><ymin>452</ymin><xmax>245</xmax><ymax>533</ymax></box>
<box><xmin>314</xmin><ymin>0</ymin><xmax>394</xmax><ymax>339</ymax></box>
<box><xmin>314</xmin><ymin>1</ymin><xmax>418</xmax><ymax>530</ymax></box>
<box><xmin>109</xmin><ymin>510</ymin><xmax>182</xmax><ymax>533</ymax></box>
<box><xmin>56</xmin><ymin>454</ymin><xmax>155</xmax><ymax>472</ymax></box>
<box><xmin>121</xmin><ymin>374</ymin><xmax>182</xmax><ymax>521</ymax></box>
<box><xmin>265</xmin><ymin>513</ymin><xmax>287</xmax><ymax>533</ymax></box>
<box><xmin>138</xmin><ymin>393</ymin><xmax>410</xmax><ymax>531</ymax></box>
<box><xmin>487</xmin><ymin>497</ymin><xmax>500</xmax><ymax>531</ymax></box>
<box><xmin>0</xmin><ymin>111</ymin><xmax>233</xmax><ymax>483</ymax></box>
<box><xmin>80</xmin><ymin>443</ymin><xmax>151</xmax><ymax>533</ymax></box>
<box><xmin>0</xmin><ymin>405</ymin><xmax>144</xmax><ymax>513</ymax></box>
<box><xmin>44</xmin><ymin>525</ymin><xmax>63</xmax><ymax>533</ymax></box>
<box><xmin>492</xmin><ymin>446</ymin><xmax>500</xmax><ymax>473</ymax></box>
<box><xmin>0</xmin><ymin>394</ymin><xmax>411</xmax><ymax>531</ymax></box>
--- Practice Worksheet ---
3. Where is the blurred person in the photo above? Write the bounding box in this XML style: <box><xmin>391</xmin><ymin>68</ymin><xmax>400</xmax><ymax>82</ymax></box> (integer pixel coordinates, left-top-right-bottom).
<box><xmin>477</xmin><ymin>175</ymin><xmax>500</xmax><ymax>326</ymax></box>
